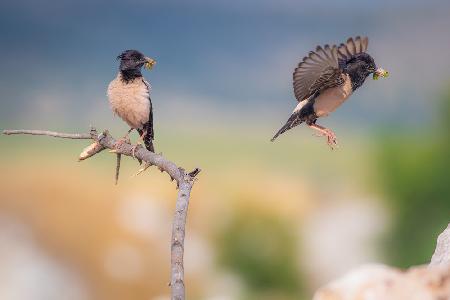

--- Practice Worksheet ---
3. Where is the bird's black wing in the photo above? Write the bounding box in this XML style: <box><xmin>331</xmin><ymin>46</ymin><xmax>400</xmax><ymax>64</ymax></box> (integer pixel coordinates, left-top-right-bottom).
<box><xmin>308</xmin><ymin>66</ymin><xmax>345</xmax><ymax>94</ymax></box>
<box><xmin>293</xmin><ymin>44</ymin><xmax>340</xmax><ymax>102</ymax></box>
<box><xmin>138</xmin><ymin>79</ymin><xmax>154</xmax><ymax>152</ymax></box>
<box><xmin>337</xmin><ymin>36</ymin><xmax>369</xmax><ymax>67</ymax></box>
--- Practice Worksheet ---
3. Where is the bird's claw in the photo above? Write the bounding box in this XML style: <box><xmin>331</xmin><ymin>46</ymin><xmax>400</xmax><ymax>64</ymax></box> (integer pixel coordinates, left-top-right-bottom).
<box><xmin>324</xmin><ymin>129</ymin><xmax>338</xmax><ymax>150</ymax></box>
<box><xmin>110</xmin><ymin>136</ymin><xmax>131</xmax><ymax>154</ymax></box>
<box><xmin>312</xmin><ymin>129</ymin><xmax>338</xmax><ymax>149</ymax></box>
<box><xmin>131</xmin><ymin>145</ymin><xmax>138</xmax><ymax>159</ymax></box>
<box><xmin>131</xmin><ymin>143</ymin><xmax>143</xmax><ymax>159</ymax></box>
<box><xmin>115</xmin><ymin>135</ymin><xmax>131</xmax><ymax>147</ymax></box>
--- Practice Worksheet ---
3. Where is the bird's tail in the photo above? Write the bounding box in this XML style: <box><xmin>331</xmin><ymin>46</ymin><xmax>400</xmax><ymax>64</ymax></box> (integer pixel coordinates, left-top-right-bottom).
<box><xmin>144</xmin><ymin>135</ymin><xmax>154</xmax><ymax>152</ymax></box>
<box><xmin>271</xmin><ymin>113</ymin><xmax>303</xmax><ymax>142</ymax></box>
<box><xmin>137</xmin><ymin>128</ymin><xmax>154</xmax><ymax>152</ymax></box>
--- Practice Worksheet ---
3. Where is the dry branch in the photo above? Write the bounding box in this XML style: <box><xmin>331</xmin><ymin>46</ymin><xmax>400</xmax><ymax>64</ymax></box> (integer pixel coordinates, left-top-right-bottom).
<box><xmin>3</xmin><ymin>129</ymin><xmax>92</xmax><ymax>139</ymax></box>
<box><xmin>79</xmin><ymin>141</ymin><xmax>105</xmax><ymax>161</ymax></box>
<box><xmin>2</xmin><ymin>127</ymin><xmax>200</xmax><ymax>300</ymax></box>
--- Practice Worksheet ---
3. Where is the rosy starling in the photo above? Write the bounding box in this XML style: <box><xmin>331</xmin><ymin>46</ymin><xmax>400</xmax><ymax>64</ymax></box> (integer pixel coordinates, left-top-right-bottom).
<box><xmin>108</xmin><ymin>50</ymin><xmax>156</xmax><ymax>152</ymax></box>
<box><xmin>271</xmin><ymin>36</ymin><xmax>388</xmax><ymax>148</ymax></box>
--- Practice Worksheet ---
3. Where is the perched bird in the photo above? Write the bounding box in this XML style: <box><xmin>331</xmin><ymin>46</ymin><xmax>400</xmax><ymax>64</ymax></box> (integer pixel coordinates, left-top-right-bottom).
<box><xmin>271</xmin><ymin>36</ymin><xmax>388</xmax><ymax>148</ymax></box>
<box><xmin>108</xmin><ymin>50</ymin><xmax>156</xmax><ymax>152</ymax></box>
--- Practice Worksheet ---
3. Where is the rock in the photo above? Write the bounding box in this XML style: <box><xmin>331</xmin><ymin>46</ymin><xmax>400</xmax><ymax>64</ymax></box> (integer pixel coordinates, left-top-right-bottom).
<box><xmin>313</xmin><ymin>264</ymin><xmax>450</xmax><ymax>300</ymax></box>
<box><xmin>313</xmin><ymin>223</ymin><xmax>450</xmax><ymax>300</ymax></box>
<box><xmin>430</xmin><ymin>223</ymin><xmax>450</xmax><ymax>267</ymax></box>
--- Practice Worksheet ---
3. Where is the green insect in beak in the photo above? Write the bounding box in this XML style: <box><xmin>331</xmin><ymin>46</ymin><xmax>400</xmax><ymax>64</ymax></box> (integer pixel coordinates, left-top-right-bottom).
<box><xmin>373</xmin><ymin>67</ymin><xmax>389</xmax><ymax>80</ymax></box>
<box><xmin>144</xmin><ymin>57</ymin><xmax>156</xmax><ymax>70</ymax></box>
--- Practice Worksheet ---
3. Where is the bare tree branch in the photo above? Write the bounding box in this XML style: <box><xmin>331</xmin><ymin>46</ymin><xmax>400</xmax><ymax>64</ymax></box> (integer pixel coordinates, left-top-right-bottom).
<box><xmin>2</xmin><ymin>127</ymin><xmax>200</xmax><ymax>300</ymax></box>
<box><xmin>115</xmin><ymin>153</ymin><xmax>122</xmax><ymax>185</ymax></box>
<box><xmin>3</xmin><ymin>129</ymin><xmax>92</xmax><ymax>139</ymax></box>
<box><xmin>79</xmin><ymin>141</ymin><xmax>106</xmax><ymax>161</ymax></box>
<box><xmin>171</xmin><ymin>176</ymin><xmax>197</xmax><ymax>300</ymax></box>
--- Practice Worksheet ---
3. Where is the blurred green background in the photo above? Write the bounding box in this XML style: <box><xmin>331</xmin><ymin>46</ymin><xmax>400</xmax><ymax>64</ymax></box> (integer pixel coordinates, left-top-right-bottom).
<box><xmin>1</xmin><ymin>1</ymin><xmax>450</xmax><ymax>299</ymax></box>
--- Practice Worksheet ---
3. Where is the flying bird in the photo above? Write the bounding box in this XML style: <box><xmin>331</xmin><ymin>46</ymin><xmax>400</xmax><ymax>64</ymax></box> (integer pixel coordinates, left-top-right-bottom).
<box><xmin>271</xmin><ymin>36</ymin><xmax>388</xmax><ymax>148</ymax></box>
<box><xmin>108</xmin><ymin>50</ymin><xmax>156</xmax><ymax>152</ymax></box>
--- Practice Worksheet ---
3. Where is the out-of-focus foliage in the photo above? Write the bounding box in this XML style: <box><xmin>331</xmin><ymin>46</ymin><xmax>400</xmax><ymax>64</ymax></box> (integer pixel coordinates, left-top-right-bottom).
<box><xmin>216</xmin><ymin>206</ymin><xmax>304</xmax><ymax>299</ymax></box>
<box><xmin>377</xmin><ymin>86</ymin><xmax>450</xmax><ymax>267</ymax></box>
<box><xmin>0</xmin><ymin>123</ymin><xmax>370</xmax><ymax>300</ymax></box>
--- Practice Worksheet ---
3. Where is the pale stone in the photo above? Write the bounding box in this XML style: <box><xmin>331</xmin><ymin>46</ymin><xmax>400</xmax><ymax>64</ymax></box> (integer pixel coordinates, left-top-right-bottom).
<box><xmin>313</xmin><ymin>223</ymin><xmax>450</xmax><ymax>300</ymax></box>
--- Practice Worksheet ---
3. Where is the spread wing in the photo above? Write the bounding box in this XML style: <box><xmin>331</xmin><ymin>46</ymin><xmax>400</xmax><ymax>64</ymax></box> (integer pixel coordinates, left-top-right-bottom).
<box><xmin>337</xmin><ymin>36</ymin><xmax>369</xmax><ymax>66</ymax></box>
<box><xmin>293</xmin><ymin>44</ymin><xmax>341</xmax><ymax>102</ymax></box>
<box><xmin>308</xmin><ymin>66</ymin><xmax>345</xmax><ymax>94</ymax></box>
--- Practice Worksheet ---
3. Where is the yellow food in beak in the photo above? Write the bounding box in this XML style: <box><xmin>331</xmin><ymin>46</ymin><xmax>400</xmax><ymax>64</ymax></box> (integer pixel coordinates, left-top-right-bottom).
<box><xmin>373</xmin><ymin>67</ymin><xmax>389</xmax><ymax>80</ymax></box>
<box><xmin>144</xmin><ymin>57</ymin><xmax>156</xmax><ymax>70</ymax></box>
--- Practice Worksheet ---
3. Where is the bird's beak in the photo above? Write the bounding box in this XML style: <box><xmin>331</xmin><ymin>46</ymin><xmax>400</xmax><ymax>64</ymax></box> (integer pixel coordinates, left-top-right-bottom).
<box><xmin>143</xmin><ymin>57</ymin><xmax>156</xmax><ymax>70</ymax></box>
<box><xmin>373</xmin><ymin>67</ymin><xmax>389</xmax><ymax>80</ymax></box>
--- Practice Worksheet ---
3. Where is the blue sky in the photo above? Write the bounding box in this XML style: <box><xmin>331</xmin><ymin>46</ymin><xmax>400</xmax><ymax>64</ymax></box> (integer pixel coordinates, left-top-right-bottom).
<box><xmin>1</xmin><ymin>0</ymin><xmax>450</xmax><ymax>130</ymax></box>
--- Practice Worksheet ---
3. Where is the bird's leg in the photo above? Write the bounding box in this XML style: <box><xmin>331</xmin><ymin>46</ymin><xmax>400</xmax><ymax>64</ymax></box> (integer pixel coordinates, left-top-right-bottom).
<box><xmin>308</xmin><ymin>123</ymin><xmax>338</xmax><ymax>149</ymax></box>
<box><xmin>139</xmin><ymin>129</ymin><xmax>147</xmax><ymax>144</ymax></box>
<box><xmin>131</xmin><ymin>129</ymin><xmax>146</xmax><ymax>159</ymax></box>
<box><xmin>116</xmin><ymin>128</ymin><xmax>133</xmax><ymax>146</ymax></box>
<box><xmin>110</xmin><ymin>128</ymin><xmax>133</xmax><ymax>153</ymax></box>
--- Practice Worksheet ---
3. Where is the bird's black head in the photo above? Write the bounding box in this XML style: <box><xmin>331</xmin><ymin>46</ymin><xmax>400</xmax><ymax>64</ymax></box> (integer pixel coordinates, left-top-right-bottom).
<box><xmin>344</xmin><ymin>53</ymin><xmax>378</xmax><ymax>90</ymax></box>
<box><xmin>117</xmin><ymin>50</ymin><xmax>156</xmax><ymax>83</ymax></box>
